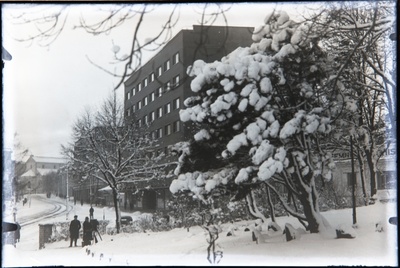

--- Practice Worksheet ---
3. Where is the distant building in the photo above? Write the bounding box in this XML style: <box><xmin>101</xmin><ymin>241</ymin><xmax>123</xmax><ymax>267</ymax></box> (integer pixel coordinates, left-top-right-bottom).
<box><xmin>19</xmin><ymin>155</ymin><xmax>68</xmax><ymax>195</ymax></box>
<box><xmin>123</xmin><ymin>25</ymin><xmax>255</xmax><ymax>211</ymax></box>
<box><xmin>331</xmin><ymin>144</ymin><xmax>396</xmax><ymax>200</ymax></box>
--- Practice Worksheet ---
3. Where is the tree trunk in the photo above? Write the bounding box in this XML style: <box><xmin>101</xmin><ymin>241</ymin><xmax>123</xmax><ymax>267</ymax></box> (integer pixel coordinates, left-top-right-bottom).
<box><xmin>112</xmin><ymin>188</ymin><xmax>121</xmax><ymax>234</ymax></box>
<box><xmin>298</xmin><ymin>192</ymin><xmax>319</xmax><ymax>233</ymax></box>
<box><xmin>266</xmin><ymin>186</ymin><xmax>276</xmax><ymax>222</ymax></box>
<box><xmin>356</xmin><ymin>150</ymin><xmax>368</xmax><ymax>205</ymax></box>
<box><xmin>365</xmin><ymin>149</ymin><xmax>377</xmax><ymax>197</ymax></box>
<box><xmin>296</xmin><ymin>175</ymin><xmax>329</xmax><ymax>234</ymax></box>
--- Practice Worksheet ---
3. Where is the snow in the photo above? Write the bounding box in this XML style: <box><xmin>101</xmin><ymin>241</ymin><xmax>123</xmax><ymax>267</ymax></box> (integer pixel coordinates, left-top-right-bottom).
<box><xmin>226</xmin><ymin>133</ymin><xmax>248</xmax><ymax>155</ymax></box>
<box><xmin>2</xmin><ymin>194</ymin><xmax>397</xmax><ymax>266</ymax></box>
<box><xmin>194</xmin><ymin>129</ymin><xmax>211</xmax><ymax>141</ymax></box>
<box><xmin>234</xmin><ymin>168</ymin><xmax>250</xmax><ymax>184</ymax></box>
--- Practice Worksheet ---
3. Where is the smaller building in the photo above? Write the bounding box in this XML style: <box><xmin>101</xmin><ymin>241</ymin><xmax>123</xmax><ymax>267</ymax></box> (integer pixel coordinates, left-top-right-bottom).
<box><xmin>332</xmin><ymin>144</ymin><xmax>396</xmax><ymax>202</ymax></box>
<box><xmin>19</xmin><ymin>155</ymin><xmax>68</xmax><ymax>195</ymax></box>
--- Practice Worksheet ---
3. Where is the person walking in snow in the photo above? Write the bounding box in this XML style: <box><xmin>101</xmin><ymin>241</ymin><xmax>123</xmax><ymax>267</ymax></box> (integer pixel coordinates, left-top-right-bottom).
<box><xmin>82</xmin><ymin>216</ymin><xmax>93</xmax><ymax>246</ymax></box>
<box><xmin>89</xmin><ymin>206</ymin><xmax>94</xmax><ymax>220</ymax></box>
<box><xmin>69</xmin><ymin>215</ymin><xmax>81</xmax><ymax>247</ymax></box>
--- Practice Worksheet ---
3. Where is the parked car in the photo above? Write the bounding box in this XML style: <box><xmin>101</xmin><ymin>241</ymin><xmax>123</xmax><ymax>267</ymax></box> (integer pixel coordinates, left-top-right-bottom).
<box><xmin>120</xmin><ymin>216</ymin><xmax>133</xmax><ymax>225</ymax></box>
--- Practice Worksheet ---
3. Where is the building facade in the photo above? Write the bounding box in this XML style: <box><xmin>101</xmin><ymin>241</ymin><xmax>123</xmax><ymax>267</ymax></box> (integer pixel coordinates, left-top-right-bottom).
<box><xmin>123</xmin><ymin>25</ymin><xmax>254</xmax><ymax>212</ymax></box>
<box><xmin>19</xmin><ymin>155</ymin><xmax>68</xmax><ymax>195</ymax></box>
<box><xmin>331</xmin><ymin>144</ymin><xmax>396</xmax><ymax>201</ymax></box>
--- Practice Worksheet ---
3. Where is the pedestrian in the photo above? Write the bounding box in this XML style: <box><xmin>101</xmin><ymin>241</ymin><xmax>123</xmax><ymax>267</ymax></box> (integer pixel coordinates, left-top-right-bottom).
<box><xmin>89</xmin><ymin>206</ymin><xmax>94</xmax><ymax>220</ymax></box>
<box><xmin>69</xmin><ymin>215</ymin><xmax>81</xmax><ymax>247</ymax></box>
<box><xmin>14</xmin><ymin>222</ymin><xmax>21</xmax><ymax>247</ymax></box>
<box><xmin>82</xmin><ymin>216</ymin><xmax>93</xmax><ymax>246</ymax></box>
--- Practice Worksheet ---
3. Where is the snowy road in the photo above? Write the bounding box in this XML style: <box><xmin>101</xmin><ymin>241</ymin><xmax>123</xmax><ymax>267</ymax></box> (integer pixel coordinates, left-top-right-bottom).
<box><xmin>17</xmin><ymin>195</ymin><xmax>72</xmax><ymax>227</ymax></box>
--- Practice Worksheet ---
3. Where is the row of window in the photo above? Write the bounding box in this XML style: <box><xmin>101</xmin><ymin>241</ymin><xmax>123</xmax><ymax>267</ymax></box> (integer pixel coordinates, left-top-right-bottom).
<box><xmin>346</xmin><ymin>171</ymin><xmax>395</xmax><ymax>189</ymax></box>
<box><xmin>126</xmin><ymin>75</ymin><xmax>180</xmax><ymax>102</ymax></box>
<box><xmin>126</xmin><ymin>52</ymin><xmax>180</xmax><ymax>101</ymax></box>
<box><xmin>138</xmin><ymin>121</ymin><xmax>181</xmax><ymax>142</ymax></box>
<box><xmin>127</xmin><ymin>75</ymin><xmax>180</xmax><ymax>106</ymax></box>
<box><xmin>150</xmin><ymin>121</ymin><xmax>181</xmax><ymax>139</ymax></box>
<box><xmin>126</xmin><ymin>97</ymin><xmax>180</xmax><ymax>119</ymax></box>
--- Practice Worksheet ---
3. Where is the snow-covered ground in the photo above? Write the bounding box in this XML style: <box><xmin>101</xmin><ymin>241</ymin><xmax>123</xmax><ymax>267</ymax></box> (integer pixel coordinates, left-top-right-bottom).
<box><xmin>2</xmin><ymin>194</ymin><xmax>398</xmax><ymax>266</ymax></box>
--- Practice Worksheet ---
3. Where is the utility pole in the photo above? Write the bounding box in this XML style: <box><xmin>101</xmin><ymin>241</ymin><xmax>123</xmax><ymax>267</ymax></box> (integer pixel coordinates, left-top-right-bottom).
<box><xmin>66</xmin><ymin>167</ymin><xmax>69</xmax><ymax>221</ymax></box>
<box><xmin>350</xmin><ymin>136</ymin><xmax>357</xmax><ymax>225</ymax></box>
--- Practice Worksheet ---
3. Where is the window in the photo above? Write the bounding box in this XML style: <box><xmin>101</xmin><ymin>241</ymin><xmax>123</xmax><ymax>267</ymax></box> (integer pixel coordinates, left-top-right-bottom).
<box><xmin>173</xmin><ymin>52</ymin><xmax>180</xmax><ymax>64</ymax></box>
<box><xmin>144</xmin><ymin>115</ymin><xmax>148</xmax><ymax>125</ymax></box>
<box><xmin>377</xmin><ymin>171</ymin><xmax>396</xmax><ymax>189</ymax></box>
<box><xmin>137</xmin><ymin>119</ymin><xmax>142</xmax><ymax>127</ymax></box>
<box><xmin>126</xmin><ymin>92</ymin><xmax>130</xmax><ymax>100</ymax></box>
<box><xmin>144</xmin><ymin>78</ymin><xmax>148</xmax><ymax>88</ymax></box>
<box><xmin>173</xmin><ymin>97</ymin><xmax>180</xmax><ymax>110</ymax></box>
<box><xmin>165</xmin><ymin>124</ymin><xmax>172</xmax><ymax>136</ymax></box>
<box><xmin>157</xmin><ymin>190</ymin><xmax>166</xmax><ymax>209</ymax></box>
<box><xmin>346</xmin><ymin>173</ymin><xmax>357</xmax><ymax>187</ymax></box>
<box><xmin>157</xmin><ymin>66</ymin><xmax>162</xmax><ymax>77</ymax></box>
<box><xmin>164</xmin><ymin>60</ymin><xmax>171</xmax><ymax>71</ymax></box>
<box><xmin>165</xmin><ymin>81</ymin><xmax>171</xmax><ymax>92</ymax></box>
<box><xmin>126</xmin><ymin>108</ymin><xmax>131</xmax><ymax>117</ymax></box>
<box><xmin>173</xmin><ymin>75</ymin><xmax>180</xmax><ymax>87</ymax></box>
<box><xmin>165</xmin><ymin>103</ymin><xmax>171</xmax><ymax>114</ymax></box>
<box><xmin>151</xmin><ymin>131</ymin><xmax>157</xmax><ymax>140</ymax></box>
<box><xmin>150</xmin><ymin>111</ymin><xmax>155</xmax><ymax>122</ymax></box>
<box><xmin>131</xmin><ymin>87</ymin><xmax>136</xmax><ymax>96</ymax></box>
<box><xmin>132</xmin><ymin>104</ymin><xmax>136</xmax><ymax>112</ymax></box>
<box><xmin>157</xmin><ymin>87</ymin><xmax>163</xmax><ymax>97</ymax></box>
<box><xmin>150</xmin><ymin>92</ymin><xmax>155</xmax><ymax>102</ymax></box>
<box><xmin>157</xmin><ymin>107</ymin><xmax>163</xmax><ymax>118</ymax></box>
<box><xmin>144</xmin><ymin>96</ymin><xmax>148</xmax><ymax>106</ymax></box>
<box><xmin>173</xmin><ymin>120</ymin><xmax>180</xmax><ymax>132</ymax></box>
<box><xmin>150</xmin><ymin>72</ymin><xmax>155</xmax><ymax>82</ymax></box>
<box><xmin>138</xmin><ymin>83</ymin><xmax>142</xmax><ymax>92</ymax></box>
<box><xmin>137</xmin><ymin>101</ymin><xmax>142</xmax><ymax>110</ymax></box>
<box><xmin>157</xmin><ymin>128</ymin><xmax>163</xmax><ymax>138</ymax></box>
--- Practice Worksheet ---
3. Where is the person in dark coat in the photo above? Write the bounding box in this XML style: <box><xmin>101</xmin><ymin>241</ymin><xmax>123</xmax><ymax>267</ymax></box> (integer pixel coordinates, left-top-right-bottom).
<box><xmin>69</xmin><ymin>215</ymin><xmax>81</xmax><ymax>247</ymax></box>
<box><xmin>82</xmin><ymin>216</ymin><xmax>93</xmax><ymax>246</ymax></box>
<box><xmin>89</xmin><ymin>206</ymin><xmax>94</xmax><ymax>220</ymax></box>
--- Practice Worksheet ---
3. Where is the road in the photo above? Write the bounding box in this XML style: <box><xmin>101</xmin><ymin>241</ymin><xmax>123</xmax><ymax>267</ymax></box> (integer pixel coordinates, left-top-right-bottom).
<box><xmin>18</xmin><ymin>195</ymin><xmax>73</xmax><ymax>227</ymax></box>
<box><xmin>3</xmin><ymin>194</ymin><xmax>74</xmax><ymax>251</ymax></box>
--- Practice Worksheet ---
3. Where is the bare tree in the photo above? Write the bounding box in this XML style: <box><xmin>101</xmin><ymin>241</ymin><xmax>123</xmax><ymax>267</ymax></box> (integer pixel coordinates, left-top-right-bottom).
<box><xmin>12</xmin><ymin>132</ymin><xmax>31</xmax><ymax>201</ymax></box>
<box><xmin>319</xmin><ymin>1</ymin><xmax>396</xmax><ymax>199</ymax></box>
<box><xmin>62</xmin><ymin>92</ymin><xmax>166</xmax><ymax>233</ymax></box>
<box><xmin>4</xmin><ymin>3</ymin><xmax>232</xmax><ymax>90</ymax></box>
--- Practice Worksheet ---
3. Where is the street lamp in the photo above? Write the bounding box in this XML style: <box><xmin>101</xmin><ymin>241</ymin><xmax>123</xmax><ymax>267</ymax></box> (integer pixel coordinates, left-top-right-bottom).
<box><xmin>28</xmin><ymin>181</ymin><xmax>31</xmax><ymax>208</ymax></box>
<box><xmin>66</xmin><ymin>168</ymin><xmax>69</xmax><ymax>220</ymax></box>
<box><xmin>350</xmin><ymin>136</ymin><xmax>357</xmax><ymax>225</ymax></box>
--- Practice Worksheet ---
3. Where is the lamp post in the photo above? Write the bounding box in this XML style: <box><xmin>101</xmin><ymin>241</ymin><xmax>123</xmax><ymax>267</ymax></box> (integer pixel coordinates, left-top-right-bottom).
<box><xmin>28</xmin><ymin>181</ymin><xmax>31</xmax><ymax>208</ymax></box>
<box><xmin>66</xmin><ymin>168</ymin><xmax>69</xmax><ymax>221</ymax></box>
<box><xmin>350</xmin><ymin>136</ymin><xmax>357</xmax><ymax>225</ymax></box>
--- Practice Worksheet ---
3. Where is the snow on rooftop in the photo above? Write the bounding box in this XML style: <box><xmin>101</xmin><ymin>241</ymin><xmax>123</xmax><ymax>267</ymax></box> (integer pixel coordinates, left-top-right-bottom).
<box><xmin>30</xmin><ymin>155</ymin><xmax>68</xmax><ymax>164</ymax></box>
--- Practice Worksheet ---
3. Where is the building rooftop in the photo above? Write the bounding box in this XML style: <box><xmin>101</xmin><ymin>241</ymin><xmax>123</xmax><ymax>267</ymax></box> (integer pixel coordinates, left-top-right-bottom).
<box><xmin>28</xmin><ymin>155</ymin><xmax>68</xmax><ymax>164</ymax></box>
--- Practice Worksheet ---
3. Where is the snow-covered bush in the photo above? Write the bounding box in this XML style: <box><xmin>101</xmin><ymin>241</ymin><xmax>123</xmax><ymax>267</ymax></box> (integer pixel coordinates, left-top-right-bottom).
<box><xmin>50</xmin><ymin>222</ymin><xmax>70</xmax><ymax>242</ymax></box>
<box><xmin>49</xmin><ymin>220</ymin><xmax>110</xmax><ymax>243</ymax></box>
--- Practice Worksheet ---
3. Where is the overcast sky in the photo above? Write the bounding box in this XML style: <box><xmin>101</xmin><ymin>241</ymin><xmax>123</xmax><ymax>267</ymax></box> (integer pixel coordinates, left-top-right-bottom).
<box><xmin>2</xmin><ymin>2</ymin><xmax>317</xmax><ymax>159</ymax></box>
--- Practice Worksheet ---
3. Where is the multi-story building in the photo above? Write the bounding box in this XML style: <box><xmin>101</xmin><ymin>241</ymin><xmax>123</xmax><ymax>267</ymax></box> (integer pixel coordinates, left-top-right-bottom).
<box><xmin>123</xmin><ymin>25</ymin><xmax>255</xmax><ymax>211</ymax></box>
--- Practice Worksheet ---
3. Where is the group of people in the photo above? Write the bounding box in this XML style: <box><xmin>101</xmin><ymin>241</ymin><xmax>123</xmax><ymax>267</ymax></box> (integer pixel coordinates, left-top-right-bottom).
<box><xmin>69</xmin><ymin>206</ymin><xmax>98</xmax><ymax>247</ymax></box>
